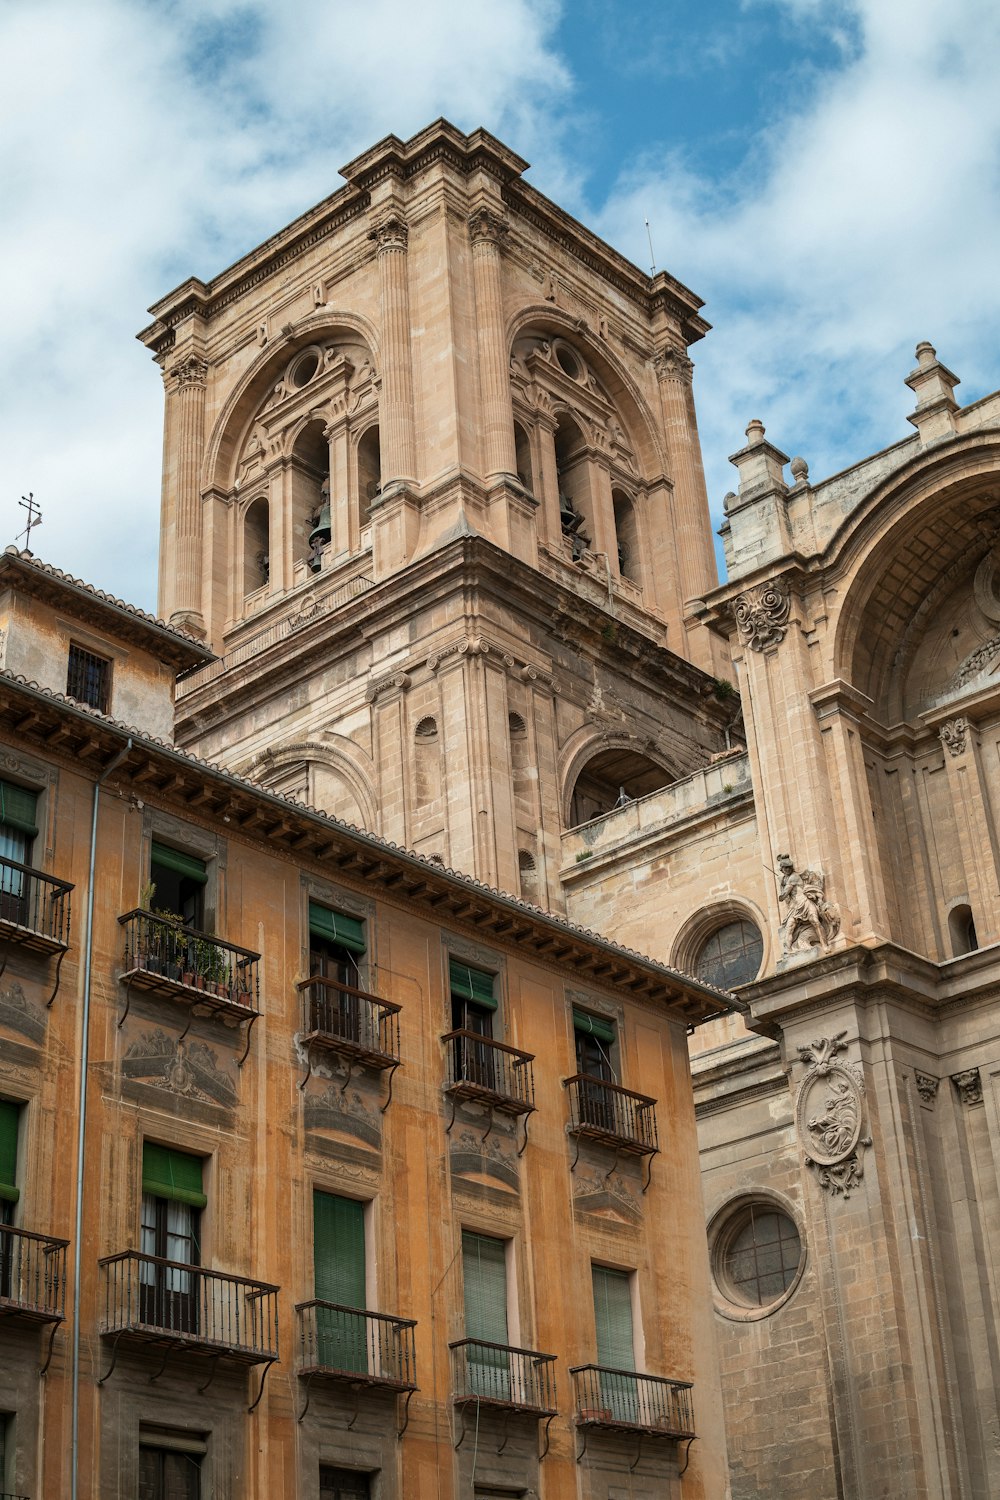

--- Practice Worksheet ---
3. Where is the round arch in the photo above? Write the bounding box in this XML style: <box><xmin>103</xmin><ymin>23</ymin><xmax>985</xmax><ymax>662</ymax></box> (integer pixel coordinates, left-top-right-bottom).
<box><xmin>241</xmin><ymin>737</ymin><xmax>379</xmax><ymax>832</ymax></box>
<box><xmin>671</xmin><ymin>897</ymin><xmax>770</xmax><ymax>987</ymax></box>
<box><xmin>559</xmin><ymin>727</ymin><xmax>685</xmax><ymax>828</ymax></box>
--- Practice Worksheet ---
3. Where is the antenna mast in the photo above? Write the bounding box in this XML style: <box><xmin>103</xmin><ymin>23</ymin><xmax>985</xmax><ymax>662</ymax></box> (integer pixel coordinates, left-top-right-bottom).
<box><xmin>17</xmin><ymin>493</ymin><xmax>42</xmax><ymax>551</ymax></box>
<box><xmin>644</xmin><ymin>218</ymin><xmax>657</xmax><ymax>277</ymax></box>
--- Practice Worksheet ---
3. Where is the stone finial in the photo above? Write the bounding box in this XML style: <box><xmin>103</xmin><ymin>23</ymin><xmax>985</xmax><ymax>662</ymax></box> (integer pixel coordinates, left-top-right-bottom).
<box><xmin>745</xmin><ymin>418</ymin><xmax>766</xmax><ymax>445</ymax></box>
<box><xmin>905</xmin><ymin>340</ymin><xmax>959</xmax><ymax>443</ymax></box>
<box><xmin>789</xmin><ymin>456</ymin><xmax>809</xmax><ymax>487</ymax></box>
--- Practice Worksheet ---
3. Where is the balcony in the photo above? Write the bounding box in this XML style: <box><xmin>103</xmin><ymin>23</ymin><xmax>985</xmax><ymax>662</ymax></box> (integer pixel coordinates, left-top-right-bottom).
<box><xmin>98</xmin><ymin>1250</ymin><xmax>279</xmax><ymax>1409</ymax></box>
<box><xmin>564</xmin><ymin>1075</ymin><xmax>659</xmax><ymax>1187</ymax></box>
<box><xmin>297</xmin><ymin>977</ymin><xmax>401</xmax><ymax>1100</ymax></box>
<box><xmin>0</xmin><ymin>1224</ymin><xmax>69</xmax><ymax>1375</ymax></box>
<box><xmin>118</xmin><ymin>911</ymin><xmax>260</xmax><ymax>1058</ymax></box>
<box><xmin>570</xmin><ymin>1365</ymin><xmax>695</xmax><ymax>1452</ymax></box>
<box><xmin>442</xmin><ymin>1031</ymin><xmax>536</xmax><ymax>1145</ymax></box>
<box><xmin>0</xmin><ymin>855</ymin><xmax>73</xmax><ymax>956</ymax></box>
<box><xmin>450</xmin><ymin>1339</ymin><xmax>557</xmax><ymax>1455</ymax></box>
<box><xmin>296</xmin><ymin>1300</ymin><xmax>417</xmax><ymax>1429</ymax></box>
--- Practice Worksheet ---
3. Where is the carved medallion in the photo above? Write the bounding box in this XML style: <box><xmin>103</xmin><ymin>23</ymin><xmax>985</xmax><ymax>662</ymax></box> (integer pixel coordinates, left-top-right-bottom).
<box><xmin>795</xmin><ymin>1033</ymin><xmax>870</xmax><ymax>1198</ymax></box>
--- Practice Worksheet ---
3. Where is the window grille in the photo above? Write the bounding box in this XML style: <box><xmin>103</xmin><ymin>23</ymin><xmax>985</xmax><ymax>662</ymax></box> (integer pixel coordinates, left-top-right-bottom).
<box><xmin>66</xmin><ymin>644</ymin><xmax>111</xmax><ymax>714</ymax></box>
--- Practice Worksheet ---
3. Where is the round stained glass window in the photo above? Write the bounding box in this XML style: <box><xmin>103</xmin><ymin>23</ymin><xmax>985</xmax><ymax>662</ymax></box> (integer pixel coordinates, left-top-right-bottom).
<box><xmin>716</xmin><ymin>1203</ymin><xmax>802</xmax><ymax>1310</ymax></box>
<box><xmin>695</xmin><ymin>918</ymin><xmax>763</xmax><ymax>989</ymax></box>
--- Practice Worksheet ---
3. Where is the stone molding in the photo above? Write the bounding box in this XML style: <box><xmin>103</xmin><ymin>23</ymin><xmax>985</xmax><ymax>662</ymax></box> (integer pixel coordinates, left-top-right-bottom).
<box><xmin>794</xmin><ymin>1032</ymin><xmax>871</xmax><ymax>1199</ymax></box>
<box><xmin>734</xmin><ymin>579</ymin><xmax>791</xmax><ymax>651</ymax></box>
<box><xmin>940</xmin><ymin>716</ymin><xmax>970</xmax><ymax>757</ymax></box>
<box><xmin>951</xmin><ymin>1067</ymin><xmax>982</xmax><ymax>1106</ymax></box>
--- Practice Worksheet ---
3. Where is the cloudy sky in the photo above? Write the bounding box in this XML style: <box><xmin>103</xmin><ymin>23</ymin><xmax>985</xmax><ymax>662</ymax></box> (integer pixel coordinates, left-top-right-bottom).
<box><xmin>2</xmin><ymin>0</ymin><xmax>998</xmax><ymax>610</ymax></box>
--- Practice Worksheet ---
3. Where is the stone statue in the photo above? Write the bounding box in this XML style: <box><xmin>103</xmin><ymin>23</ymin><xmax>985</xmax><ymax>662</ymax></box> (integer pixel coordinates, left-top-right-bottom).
<box><xmin>777</xmin><ymin>853</ymin><xmax>840</xmax><ymax>953</ymax></box>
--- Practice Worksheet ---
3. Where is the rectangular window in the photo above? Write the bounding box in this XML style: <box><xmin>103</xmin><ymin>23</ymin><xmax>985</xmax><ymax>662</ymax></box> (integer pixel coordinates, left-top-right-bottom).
<box><xmin>462</xmin><ymin>1230</ymin><xmax>510</xmax><ymax>1399</ymax></box>
<box><xmin>140</xmin><ymin>1144</ymin><xmax>205</xmax><ymax>1336</ymax></box>
<box><xmin>0</xmin><ymin>1101</ymin><xmax>20</xmax><ymax>1299</ymax></box>
<box><xmin>313</xmin><ymin>1190</ymin><xmax>367</xmax><ymax>1373</ymax></box>
<box><xmin>138</xmin><ymin>1427</ymin><xmax>205</xmax><ymax>1500</ymax></box>
<box><xmin>320</xmin><ymin>1469</ymin><xmax>371</xmax><ymax>1500</ymax></box>
<box><xmin>450</xmin><ymin>960</ymin><xmax>498</xmax><ymax>1087</ymax></box>
<box><xmin>0</xmin><ymin>779</ymin><xmax>38</xmax><ymax>922</ymax></box>
<box><xmin>308</xmin><ymin>903</ymin><xmax>366</xmax><ymax>1036</ymax></box>
<box><xmin>592</xmin><ymin>1264</ymin><xmax>637</xmax><ymax>1422</ymax></box>
<box><xmin>66</xmin><ymin>642</ymin><xmax>111</xmax><ymax>714</ymax></box>
<box><xmin>574</xmin><ymin>1009</ymin><xmax>618</xmax><ymax>1131</ymax></box>
<box><xmin>149</xmin><ymin>841</ymin><xmax>207</xmax><ymax>930</ymax></box>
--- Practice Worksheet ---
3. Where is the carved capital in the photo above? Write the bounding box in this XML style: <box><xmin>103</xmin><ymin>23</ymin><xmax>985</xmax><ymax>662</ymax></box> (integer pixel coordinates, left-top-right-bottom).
<box><xmin>951</xmin><ymin>1068</ymin><xmax>982</xmax><ymax>1106</ymax></box>
<box><xmin>468</xmin><ymin>207</ymin><xmax>509</xmax><ymax>247</ymax></box>
<box><xmin>653</xmin><ymin>347</ymin><xmax>693</xmax><ymax>385</ymax></box>
<box><xmin>365</xmin><ymin>670</ymin><xmax>412</xmax><ymax>704</ymax></box>
<box><xmin>171</xmin><ymin>354</ymin><xmax>209</xmax><ymax>391</ymax></box>
<box><xmin>914</xmin><ymin>1071</ymin><xmax>939</xmax><ymax>1103</ymax></box>
<box><xmin>369</xmin><ymin>213</ymin><xmax>409</xmax><ymax>254</ymax></box>
<box><xmin>734</xmin><ymin>579</ymin><xmax>790</xmax><ymax>651</ymax></box>
<box><xmin>940</xmin><ymin>716</ymin><xmax>970</xmax><ymax>757</ymax></box>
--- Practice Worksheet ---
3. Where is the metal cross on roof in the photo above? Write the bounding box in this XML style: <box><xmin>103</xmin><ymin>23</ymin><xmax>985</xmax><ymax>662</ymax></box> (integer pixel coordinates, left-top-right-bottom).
<box><xmin>17</xmin><ymin>492</ymin><xmax>42</xmax><ymax>550</ymax></box>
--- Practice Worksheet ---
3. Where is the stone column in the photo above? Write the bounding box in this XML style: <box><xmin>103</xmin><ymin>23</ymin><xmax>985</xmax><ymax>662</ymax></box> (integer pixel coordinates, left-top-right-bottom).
<box><xmin>370</xmin><ymin>214</ymin><xmax>416</xmax><ymax>487</ymax></box>
<box><xmin>167</xmin><ymin>353</ymin><xmax>208</xmax><ymax>637</ymax></box>
<box><xmin>534</xmin><ymin>410</ymin><xmax>562</xmax><ymax>547</ymax></box>
<box><xmin>468</xmin><ymin>207</ymin><xmax>517</xmax><ymax>483</ymax></box>
<box><xmin>654</xmin><ymin>347</ymin><xmax>717</xmax><ymax>605</ymax></box>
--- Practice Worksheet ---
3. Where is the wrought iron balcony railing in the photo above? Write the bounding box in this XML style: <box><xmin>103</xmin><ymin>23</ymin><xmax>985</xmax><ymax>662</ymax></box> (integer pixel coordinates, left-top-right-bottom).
<box><xmin>0</xmin><ymin>853</ymin><xmax>73</xmax><ymax>953</ymax></box>
<box><xmin>118</xmin><ymin>911</ymin><xmax>260</xmax><ymax>1053</ymax></box>
<box><xmin>565</xmin><ymin>1074</ymin><xmax>658</xmax><ymax>1154</ymax></box>
<box><xmin>570</xmin><ymin>1364</ymin><xmax>695</xmax><ymax>1438</ymax></box>
<box><xmin>450</xmin><ymin>1337</ymin><xmax>557</xmax><ymax>1414</ymax></box>
<box><xmin>442</xmin><ymin>1030</ymin><xmax>536</xmax><ymax>1117</ymax></box>
<box><xmin>0</xmin><ymin>1223</ymin><xmax>68</xmax><ymax>1323</ymax></box>
<box><xmin>296</xmin><ymin>977</ymin><xmax>401</xmax><ymax>1097</ymax></box>
<box><xmin>99</xmin><ymin>1250</ymin><xmax>278</xmax><ymax>1361</ymax></box>
<box><xmin>296</xmin><ymin>1300</ymin><xmax>417</xmax><ymax>1389</ymax></box>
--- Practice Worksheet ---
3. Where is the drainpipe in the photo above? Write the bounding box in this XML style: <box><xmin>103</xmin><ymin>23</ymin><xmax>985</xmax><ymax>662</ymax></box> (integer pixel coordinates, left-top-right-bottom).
<box><xmin>71</xmin><ymin>738</ymin><xmax>132</xmax><ymax>1500</ymax></box>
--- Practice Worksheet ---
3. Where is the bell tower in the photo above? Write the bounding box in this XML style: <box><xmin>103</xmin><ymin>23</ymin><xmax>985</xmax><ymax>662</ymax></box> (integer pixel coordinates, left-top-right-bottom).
<box><xmin>141</xmin><ymin>121</ymin><xmax>736</xmax><ymax>908</ymax></box>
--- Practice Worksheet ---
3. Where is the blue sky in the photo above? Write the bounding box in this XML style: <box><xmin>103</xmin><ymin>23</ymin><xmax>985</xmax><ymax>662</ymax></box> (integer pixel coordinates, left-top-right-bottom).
<box><xmin>1</xmin><ymin>0</ymin><xmax>998</xmax><ymax>607</ymax></box>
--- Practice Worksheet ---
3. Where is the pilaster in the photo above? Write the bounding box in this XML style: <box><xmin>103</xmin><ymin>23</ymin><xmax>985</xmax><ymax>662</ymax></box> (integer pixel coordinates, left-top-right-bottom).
<box><xmin>166</xmin><ymin>352</ymin><xmax>209</xmax><ymax>637</ymax></box>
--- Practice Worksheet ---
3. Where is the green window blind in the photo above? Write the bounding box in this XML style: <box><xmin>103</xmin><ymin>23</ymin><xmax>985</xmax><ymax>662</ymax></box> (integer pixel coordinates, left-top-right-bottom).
<box><xmin>0</xmin><ymin>1100</ymin><xmax>20</xmax><ymax>1204</ymax></box>
<box><xmin>308</xmin><ymin>903</ymin><xmax>366</xmax><ymax>955</ymax></box>
<box><xmin>573</xmin><ymin>1007</ymin><xmax>616</xmax><ymax>1044</ymax></box>
<box><xmin>313</xmin><ymin>1191</ymin><xmax>366</xmax><ymax>1307</ymax></box>
<box><xmin>462</xmin><ymin>1231</ymin><xmax>508</xmax><ymax>1344</ymax></box>
<box><xmin>449</xmin><ymin>960</ymin><xmax>497</xmax><ymax>1010</ymax></box>
<box><xmin>0</xmin><ymin>780</ymin><xmax>38</xmax><ymax>838</ymax></box>
<box><xmin>592</xmin><ymin>1264</ymin><xmax>635</xmax><ymax>1370</ymax></box>
<box><xmin>141</xmin><ymin>1142</ymin><xmax>207</xmax><ymax>1209</ymax></box>
<box><xmin>150</xmin><ymin>842</ymin><xmax>207</xmax><ymax>885</ymax></box>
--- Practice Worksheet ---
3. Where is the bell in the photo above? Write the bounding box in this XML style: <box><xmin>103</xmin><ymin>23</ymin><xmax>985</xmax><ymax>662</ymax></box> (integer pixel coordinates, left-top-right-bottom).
<box><xmin>308</xmin><ymin>500</ymin><xmax>331</xmax><ymax>552</ymax></box>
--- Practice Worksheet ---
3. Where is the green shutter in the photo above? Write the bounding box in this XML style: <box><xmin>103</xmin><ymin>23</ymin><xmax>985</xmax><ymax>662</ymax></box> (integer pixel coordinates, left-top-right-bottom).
<box><xmin>462</xmin><ymin>1231</ymin><xmax>508</xmax><ymax>1343</ymax></box>
<box><xmin>573</xmin><ymin>1008</ymin><xmax>616</xmax><ymax>1044</ymax></box>
<box><xmin>150</xmin><ymin>842</ymin><xmax>208</xmax><ymax>885</ymax></box>
<box><xmin>0</xmin><ymin>781</ymin><xmax>38</xmax><ymax>838</ymax></box>
<box><xmin>449</xmin><ymin>960</ymin><xmax>497</xmax><ymax>1010</ymax></box>
<box><xmin>308</xmin><ymin>903</ymin><xmax>366</xmax><ymax>955</ymax></box>
<box><xmin>313</xmin><ymin>1191</ymin><xmax>367</xmax><ymax>1373</ymax></box>
<box><xmin>0</xmin><ymin>1100</ymin><xmax>20</xmax><ymax>1204</ymax></box>
<box><xmin>142</xmin><ymin>1142</ymin><xmax>207</xmax><ymax>1209</ymax></box>
<box><xmin>592</xmin><ymin>1264</ymin><xmax>635</xmax><ymax>1370</ymax></box>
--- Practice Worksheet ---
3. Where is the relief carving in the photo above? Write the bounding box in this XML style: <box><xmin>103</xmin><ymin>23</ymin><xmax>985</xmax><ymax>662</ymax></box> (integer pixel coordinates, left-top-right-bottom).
<box><xmin>122</xmin><ymin>1030</ymin><xmax>238</xmax><ymax>1108</ymax></box>
<box><xmin>914</xmin><ymin>1071</ymin><xmax>939</xmax><ymax>1104</ymax></box>
<box><xmin>734</xmin><ymin>580</ymin><xmax>791</xmax><ymax>651</ymax></box>
<box><xmin>777</xmin><ymin>854</ymin><xmax>841</xmax><ymax>954</ymax></box>
<box><xmin>948</xmin><ymin>637</ymin><xmax>1000</xmax><ymax>691</ymax></box>
<box><xmin>0</xmin><ymin>981</ymin><xmax>46</xmax><ymax>1045</ymax></box>
<box><xmin>652</xmin><ymin>348</ymin><xmax>694</xmax><ymax>385</ymax></box>
<box><xmin>304</xmin><ymin>1079</ymin><xmax>382</xmax><ymax>1150</ymax></box>
<box><xmin>171</xmin><ymin>354</ymin><xmax>209</xmax><ymax>390</ymax></box>
<box><xmin>795</xmin><ymin>1033</ymin><xmax>870</xmax><ymax>1199</ymax></box>
<box><xmin>951</xmin><ymin>1068</ymin><xmax>982</xmax><ymax>1106</ymax></box>
<box><xmin>940</xmin><ymin>717</ymin><xmax>970</xmax><ymax>757</ymax></box>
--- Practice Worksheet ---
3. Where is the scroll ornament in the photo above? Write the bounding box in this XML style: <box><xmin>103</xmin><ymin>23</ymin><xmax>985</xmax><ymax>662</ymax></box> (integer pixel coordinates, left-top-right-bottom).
<box><xmin>795</xmin><ymin>1033</ymin><xmax>871</xmax><ymax>1198</ymax></box>
<box><xmin>733</xmin><ymin>580</ymin><xmax>790</xmax><ymax>651</ymax></box>
<box><xmin>940</xmin><ymin>717</ymin><xmax>969</xmax><ymax>757</ymax></box>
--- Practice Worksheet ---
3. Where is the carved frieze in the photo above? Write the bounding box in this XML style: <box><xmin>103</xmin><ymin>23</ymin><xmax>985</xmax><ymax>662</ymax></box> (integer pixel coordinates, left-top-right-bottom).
<box><xmin>951</xmin><ymin>1068</ymin><xmax>982</xmax><ymax>1106</ymax></box>
<box><xmin>795</xmin><ymin>1033</ymin><xmax>870</xmax><ymax>1199</ymax></box>
<box><xmin>940</xmin><ymin>717</ymin><xmax>970</xmax><ymax>757</ymax></box>
<box><xmin>777</xmin><ymin>854</ymin><xmax>841</xmax><ymax>954</ymax></box>
<box><xmin>734</xmin><ymin>580</ymin><xmax>791</xmax><ymax>651</ymax></box>
<box><xmin>948</xmin><ymin>637</ymin><xmax>1000</xmax><ymax>692</ymax></box>
<box><xmin>122</xmin><ymin>1030</ymin><xmax>238</xmax><ymax>1109</ymax></box>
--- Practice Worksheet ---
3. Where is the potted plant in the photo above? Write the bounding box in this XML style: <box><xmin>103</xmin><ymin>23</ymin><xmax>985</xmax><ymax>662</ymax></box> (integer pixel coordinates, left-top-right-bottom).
<box><xmin>198</xmin><ymin>939</ymin><xmax>231</xmax><ymax>997</ymax></box>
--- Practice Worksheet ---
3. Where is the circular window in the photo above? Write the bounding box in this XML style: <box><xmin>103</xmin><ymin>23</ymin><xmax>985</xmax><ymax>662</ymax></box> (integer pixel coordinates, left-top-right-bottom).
<box><xmin>554</xmin><ymin>341</ymin><xmax>581</xmax><ymax>379</ymax></box>
<box><xmin>695</xmin><ymin>918</ymin><xmax>763</xmax><ymax>989</ymax></box>
<box><xmin>712</xmin><ymin>1200</ymin><xmax>803</xmax><ymax>1318</ymax></box>
<box><xmin>290</xmin><ymin>351</ymin><xmax>320</xmax><ymax>388</ymax></box>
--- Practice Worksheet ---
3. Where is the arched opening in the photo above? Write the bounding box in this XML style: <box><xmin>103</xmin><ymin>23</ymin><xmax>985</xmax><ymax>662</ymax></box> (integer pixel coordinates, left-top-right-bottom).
<box><xmin>518</xmin><ymin>849</ymin><xmax>538</xmax><ymax>902</ymax></box>
<box><xmin>509</xmin><ymin>712</ymin><xmax>533</xmax><ymax>818</ymax></box>
<box><xmin>414</xmin><ymin>716</ymin><xmax>441</xmax><ymax>808</ymax></box>
<box><xmin>948</xmin><ymin>903</ymin><xmax>978</xmax><ymax>956</ymax></box>
<box><xmin>514</xmin><ymin>423</ymin><xmax>535</xmax><ymax>495</ymax></box>
<box><xmin>242</xmin><ymin>496</ymin><xmax>269</xmax><ymax>598</ymax></box>
<box><xmin>357</xmin><ymin>424</ymin><xmax>382</xmax><ymax>516</ymax></box>
<box><xmin>568</xmin><ymin>748</ymin><xmax>674</xmax><ymax>828</ymax></box>
<box><xmin>612</xmin><ymin>490</ymin><xmax>641</xmax><ymax>587</ymax></box>
<box><xmin>554</xmin><ymin>413</ymin><xmax>592</xmax><ymax>560</ymax></box>
<box><xmin>291</xmin><ymin>421</ymin><xmax>330</xmax><ymax>568</ymax></box>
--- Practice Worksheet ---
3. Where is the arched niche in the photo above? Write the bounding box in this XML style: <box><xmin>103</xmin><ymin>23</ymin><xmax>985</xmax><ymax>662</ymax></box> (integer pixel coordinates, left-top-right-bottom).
<box><xmin>612</xmin><ymin>489</ymin><xmax>641</xmax><ymax>588</ymax></box>
<box><xmin>356</xmin><ymin>423</ymin><xmax>382</xmax><ymax>541</ymax></box>
<box><xmin>566</xmin><ymin>745</ymin><xmax>676</xmax><ymax>828</ymax></box>
<box><xmin>514</xmin><ymin>421</ymin><xmax>535</xmax><ymax>495</ymax></box>
<box><xmin>290</xmin><ymin>420</ymin><xmax>330</xmax><ymax>569</ymax></box>
<box><xmin>242</xmin><ymin>495</ymin><xmax>270</xmax><ymax>598</ymax></box>
<box><xmin>554</xmin><ymin>411</ymin><xmax>594</xmax><ymax>553</ymax></box>
<box><xmin>242</xmin><ymin>740</ymin><xmax>378</xmax><ymax>833</ymax></box>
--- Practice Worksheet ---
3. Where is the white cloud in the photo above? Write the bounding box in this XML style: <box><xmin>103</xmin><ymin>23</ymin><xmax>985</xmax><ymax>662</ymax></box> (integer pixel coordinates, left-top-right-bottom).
<box><xmin>594</xmin><ymin>0</ymin><xmax>1000</xmax><ymax>543</ymax></box>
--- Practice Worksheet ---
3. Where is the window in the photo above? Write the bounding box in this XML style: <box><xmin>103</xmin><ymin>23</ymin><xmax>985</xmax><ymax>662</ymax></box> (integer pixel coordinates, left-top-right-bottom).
<box><xmin>714</xmin><ymin>1201</ymin><xmax>802</xmax><ymax>1312</ymax></box>
<box><xmin>149</xmin><ymin>841</ymin><xmax>207</xmax><ymax>930</ymax></box>
<box><xmin>66</xmin><ymin>642</ymin><xmax>111</xmax><ymax>713</ymax></box>
<box><xmin>0</xmin><ymin>1101</ymin><xmax>20</xmax><ymax>1299</ymax></box>
<box><xmin>308</xmin><ymin>903</ymin><xmax>366</xmax><ymax>1039</ymax></box>
<box><xmin>450</xmin><ymin>960</ymin><xmax>498</xmax><ymax>1088</ymax></box>
<box><xmin>949</xmin><ymin>903</ymin><xmax>978</xmax><ymax>956</ymax></box>
<box><xmin>320</xmin><ymin>1469</ymin><xmax>371</xmax><ymax>1500</ymax></box>
<box><xmin>592</xmin><ymin>1264</ymin><xmax>637</xmax><ymax>1421</ymax></box>
<box><xmin>140</xmin><ymin>1144</ymin><xmax>206</xmax><ymax>1336</ymax></box>
<box><xmin>138</xmin><ymin>1427</ymin><xmax>205</xmax><ymax>1500</ymax></box>
<box><xmin>462</xmin><ymin>1231</ymin><xmax>510</xmax><ymax>1398</ymax></box>
<box><xmin>0</xmin><ymin>779</ymin><xmax>38</xmax><ymax>924</ymax></box>
<box><xmin>313</xmin><ymin>1191</ymin><xmax>367</xmax><ymax>1373</ymax></box>
<box><xmin>695</xmin><ymin>918</ymin><xmax>764</xmax><ymax>989</ymax></box>
<box><xmin>573</xmin><ymin>1008</ymin><xmax>618</xmax><ymax>1132</ymax></box>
